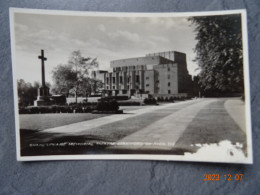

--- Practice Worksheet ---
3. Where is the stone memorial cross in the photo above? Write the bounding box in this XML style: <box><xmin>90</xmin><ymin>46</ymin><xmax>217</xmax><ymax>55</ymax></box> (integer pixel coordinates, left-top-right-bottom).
<box><xmin>34</xmin><ymin>49</ymin><xmax>50</xmax><ymax>106</ymax></box>
<box><xmin>38</xmin><ymin>49</ymin><xmax>47</xmax><ymax>88</ymax></box>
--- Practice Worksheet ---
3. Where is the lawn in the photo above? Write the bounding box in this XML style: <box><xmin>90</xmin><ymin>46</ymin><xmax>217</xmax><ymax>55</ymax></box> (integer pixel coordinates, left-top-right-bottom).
<box><xmin>174</xmin><ymin>99</ymin><xmax>247</xmax><ymax>154</ymax></box>
<box><xmin>19</xmin><ymin>102</ymin><xmax>195</xmax><ymax>156</ymax></box>
<box><xmin>19</xmin><ymin>113</ymin><xmax>109</xmax><ymax>131</ymax></box>
<box><xmin>19</xmin><ymin>104</ymin><xmax>172</xmax><ymax>131</ymax></box>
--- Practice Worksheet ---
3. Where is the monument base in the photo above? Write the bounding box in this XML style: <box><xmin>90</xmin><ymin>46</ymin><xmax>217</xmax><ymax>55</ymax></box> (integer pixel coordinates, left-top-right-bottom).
<box><xmin>38</xmin><ymin>86</ymin><xmax>50</xmax><ymax>96</ymax></box>
<box><xmin>34</xmin><ymin>96</ymin><xmax>51</xmax><ymax>106</ymax></box>
<box><xmin>34</xmin><ymin>86</ymin><xmax>51</xmax><ymax>106</ymax></box>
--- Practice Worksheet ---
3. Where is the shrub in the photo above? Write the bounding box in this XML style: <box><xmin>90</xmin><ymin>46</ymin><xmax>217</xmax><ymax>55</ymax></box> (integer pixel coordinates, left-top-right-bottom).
<box><xmin>19</xmin><ymin>102</ymin><xmax>99</xmax><ymax>114</ymax></box>
<box><xmin>83</xmin><ymin>106</ymin><xmax>92</xmax><ymax>113</ymax></box>
<box><xmin>101</xmin><ymin>96</ymin><xmax>129</xmax><ymax>101</ymax></box>
<box><xmin>19</xmin><ymin>107</ymin><xmax>27</xmax><ymax>114</ymax></box>
<box><xmin>97</xmin><ymin>99</ymin><xmax>119</xmax><ymax>111</ymax></box>
<box><xmin>118</xmin><ymin>101</ymin><xmax>140</xmax><ymax>106</ymax></box>
<box><xmin>144</xmin><ymin>98</ymin><xmax>157</xmax><ymax>105</ymax></box>
<box><xmin>26</xmin><ymin>106</ymin><xmax>39</xmax><ymax>114</ymax></box>
<box><xmin>169</xmin><ymin>97</ymin><xmax>174</xmax><ymax>102</ymax></box>
<box><xmin>180</xmin><ymin>96</ymin><xmax>185</xmax><ymax>101</ymax></box>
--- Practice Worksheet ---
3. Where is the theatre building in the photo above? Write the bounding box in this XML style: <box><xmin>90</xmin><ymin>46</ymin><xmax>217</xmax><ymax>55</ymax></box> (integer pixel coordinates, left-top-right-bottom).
<box><xmin>95</xmin><ymin>51</ymin><xmax>194</xmax><ymax>98</ymax></box>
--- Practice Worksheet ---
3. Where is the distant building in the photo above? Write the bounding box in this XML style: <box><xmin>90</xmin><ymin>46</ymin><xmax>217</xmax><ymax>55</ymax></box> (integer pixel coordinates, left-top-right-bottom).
<box><xmin>91</xmin><ymin>70</ymin><xmax>108</xmax><ymax>83</ymax></box>
<box><xmin>94</xmin><ymin>51</ymin><xmax>194</xmax><ymax>98</ymax></box>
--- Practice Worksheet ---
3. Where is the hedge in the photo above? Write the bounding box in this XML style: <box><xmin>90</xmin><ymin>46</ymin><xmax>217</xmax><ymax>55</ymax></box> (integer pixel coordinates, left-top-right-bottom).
<box><xmin>118</xmin><ymin>101</ymin><xmax>141</xmax><ymax>106</ymax></box>
<box><xmin>19</xmin><ymin>104</ymin><xmax>97</xmax><ymax>114</ymax></box>
<box><xmin>96</xmin><ymin>99</ymin><xmax>119</xmax><ymax>111</ymax></box>
<box><xmin>144</xmin><ymin>98</ymin><xmax>157</xmax><ymax>105</ymax></box>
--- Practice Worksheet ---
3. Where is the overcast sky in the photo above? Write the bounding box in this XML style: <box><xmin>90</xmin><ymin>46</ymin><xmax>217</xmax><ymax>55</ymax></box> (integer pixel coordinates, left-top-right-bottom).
<box><xmin>13</xmin><ymin>12</ymin><xmax>199</xmax><ymax>84</ymax></box>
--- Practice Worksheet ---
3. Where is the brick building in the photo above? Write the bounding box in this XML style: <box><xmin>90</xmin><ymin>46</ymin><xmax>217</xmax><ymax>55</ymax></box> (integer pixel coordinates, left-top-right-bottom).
<box><xmin>94</xmin><ymin>51</ymin><xmax>194</xmax><ymax>98</ymax></box>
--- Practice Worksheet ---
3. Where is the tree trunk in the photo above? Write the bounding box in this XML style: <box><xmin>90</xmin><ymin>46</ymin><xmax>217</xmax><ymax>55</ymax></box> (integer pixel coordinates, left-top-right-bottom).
<box><xmin>75</xmin><ymin>91</ymin><xmax>78</xmax><ymax>104</ymax></box>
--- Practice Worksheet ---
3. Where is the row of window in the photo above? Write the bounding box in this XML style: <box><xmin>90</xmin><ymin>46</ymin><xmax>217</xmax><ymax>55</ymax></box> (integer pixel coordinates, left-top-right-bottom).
<box><xmin>107</xmin><ymin>75</ymin><xmax>171</xmax><ymax>84</ymax></box>
<box><xmin>108</xmin><ymin>82</ymin><xmax>171</xmax><ymax>88</ymax></box>
<box><xmin>106</xmin><ymin>88</ymin><xmax>172</xmax><ymax>95</ymax></box>
<box><xmin>107</xmin><ymin>85</ymin><xmax>140</xmax><ymax>90</ymax></box>
<box><xmin>146</xmin><ymin>82</ymin><xmax>171</xmax><ymax>87</ymax></box>
<box><xmin>107</xmin><ymin>74</ymin><xmax>171</xmax><ymax>84</ymax></box>
<box><xmin>108</xmin><ymin>81</ymin><xmax>171</xmax><ymax>88</ymax></box>
<box><xmin>108</xmin><ymin>75</ymin><xmax>141</xmax><ymax>84</ymax></box>
<box><xmin>113</xmin><ymin>66</ymin><xmax>146</xmax><ymax>72</ymax></box>
<box><xmin>113</xmin><ymin>66</ymin><xmax>171</xmax><ymax>72</ymax></box>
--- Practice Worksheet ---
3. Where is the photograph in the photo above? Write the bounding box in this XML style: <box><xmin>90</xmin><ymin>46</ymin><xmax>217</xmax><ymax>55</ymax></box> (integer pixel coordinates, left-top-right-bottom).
<box><xmin>10</xmin><ymin>8</ymin><xmax>252</xmax><ymax>163</ymax></box>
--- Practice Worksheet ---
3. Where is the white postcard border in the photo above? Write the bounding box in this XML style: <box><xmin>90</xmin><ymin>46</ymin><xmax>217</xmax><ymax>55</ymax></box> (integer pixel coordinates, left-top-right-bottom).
<box><xmin>9</xmin><ymin>8</ymin><xmax>253</xmax><ymax>164</ymax></box>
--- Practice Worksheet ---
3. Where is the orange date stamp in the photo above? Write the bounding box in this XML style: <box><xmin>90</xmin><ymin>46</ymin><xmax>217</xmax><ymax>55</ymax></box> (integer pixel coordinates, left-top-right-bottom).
<box><xmin>204</xmin><ymin>174</ymin><xmax>243</xmax><ymax>181</ymax></box>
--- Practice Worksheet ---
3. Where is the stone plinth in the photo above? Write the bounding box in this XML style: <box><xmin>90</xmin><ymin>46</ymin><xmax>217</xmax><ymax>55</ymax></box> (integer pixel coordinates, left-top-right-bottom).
<box><xmin>34</xmin><ymin>86</ymin><xmax>51</xmax><ymax>106</ymax></box>
<box><xmin>37</xmin><ymin>86</ymin><xmax>49</xmax><ymax>96</ymax></box>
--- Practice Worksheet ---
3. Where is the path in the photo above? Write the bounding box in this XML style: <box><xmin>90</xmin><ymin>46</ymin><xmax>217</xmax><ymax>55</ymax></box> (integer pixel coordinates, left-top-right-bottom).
<box><xmin>21</xmin><ymin>98</ymin><xmax>247</xmax><ymax>156</ymax></box>
<box><xmin>42</xmin><ymin>99</ymin><xmax>201</xmax><ymax>134</ymax></box>
<box><xmin>109</xmin><ymin>99</ymin><xmax>216</xmax><ymax>151</ymax></box>
<box><xmin>225</xmin><ymin>98</ymin><xmax>246</xmax><ymax>133</ymax></box>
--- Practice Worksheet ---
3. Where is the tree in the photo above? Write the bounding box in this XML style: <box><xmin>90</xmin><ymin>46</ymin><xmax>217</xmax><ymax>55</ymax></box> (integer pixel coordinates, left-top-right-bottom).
<box><xmin>18</xmin><ymin>79</ymin><xmax>34</xmax><ymax>106</ymax></box>
<box><xmin>51</xmin><ymin>50</ymin><xmax>99</xmax><ymax>103</ymax></box>
<box><xmin>17</xmin><ymin>80</ymin><xmax>50</xmax><ymax>106</ymax></box>
<box><xmin>87</xmin><ymin>78</ymin><xmax>103</xmax><ymax>95</ymax></box>
<box><xmin>189</xmin><ymin>14</ymin><xmax>244</xmax><ymax>94</ymax></box>
<box><xmin>51</xmin><ymin>64</ymin><xmax>76</xmax><ymax>97</ymax></box>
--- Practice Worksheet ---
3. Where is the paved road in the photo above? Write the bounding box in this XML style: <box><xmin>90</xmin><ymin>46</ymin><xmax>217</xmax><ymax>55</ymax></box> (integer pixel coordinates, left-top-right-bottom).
<box><xmin>39</xmin><ymin>98</ymin><xmax>246</xmax><ymax>154</ymax></box>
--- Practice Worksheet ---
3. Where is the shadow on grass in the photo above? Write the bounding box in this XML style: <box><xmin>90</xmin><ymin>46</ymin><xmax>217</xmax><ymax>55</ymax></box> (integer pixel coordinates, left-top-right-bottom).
<box><xmin>174</xmin><ymin>99</ymin><xmax>247</xmax><ymax>156</ymax></box>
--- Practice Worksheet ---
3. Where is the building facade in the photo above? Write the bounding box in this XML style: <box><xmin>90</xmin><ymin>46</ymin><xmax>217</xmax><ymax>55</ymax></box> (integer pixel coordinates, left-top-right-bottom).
<box><xmin>95</xmin><ymin>51</ymin><xmax>193</xmax><ymax>98</ymax></box>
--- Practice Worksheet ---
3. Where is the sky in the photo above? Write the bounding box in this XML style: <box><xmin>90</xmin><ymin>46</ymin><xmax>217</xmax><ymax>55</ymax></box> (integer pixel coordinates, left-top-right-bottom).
<box><xmin>13</xmin><ymin>12</ymin><xmax>199</xmax><ymax>84</ymax></box>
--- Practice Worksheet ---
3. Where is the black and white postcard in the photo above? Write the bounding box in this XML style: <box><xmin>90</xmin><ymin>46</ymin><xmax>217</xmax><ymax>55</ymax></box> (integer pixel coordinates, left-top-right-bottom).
<box><xmin>10</xmin><ymin>8</ymin><xmax>253</xmax><ymax>163</ymax></box>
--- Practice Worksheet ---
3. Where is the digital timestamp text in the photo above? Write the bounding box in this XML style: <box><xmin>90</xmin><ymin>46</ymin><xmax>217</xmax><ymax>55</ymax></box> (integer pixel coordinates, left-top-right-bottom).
<box><xmin>204</xmin><ymin>174</ymin><xmax>243</xmax><ymax>181</ymax></box>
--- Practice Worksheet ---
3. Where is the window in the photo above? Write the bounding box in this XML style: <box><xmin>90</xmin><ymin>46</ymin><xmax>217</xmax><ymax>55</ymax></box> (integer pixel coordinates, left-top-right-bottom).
<box><xmin>113</xmin><ymin>86</ymin><xmax>115</xmax><ymax>89</ymax></box>
<box><xmin>128</xmin><ymin>76</ymin><xmax>131</xmax><ymax>83</ymax></box>
<box><xmin>136</xmin><ymin>75</ymin><xmax>140</xmax><ymax>83</ymax></box>
<box><xmin>146</xmin><ymin>84</ymin><xmax>150</xmax><ymax>87</ymax></box>
<box><xmin>112</xmin><ymin>77</ymin><xmax>115</xmax><ymax>84</ymax></box>
<box><xmin>120</xmin><ymin>76</ymin><xmax>123</xmax><ymax>83</ymax></box>
<box><xmin>168</xmin><ymin>90</ymin><xmax>171</xmax><ymax>94</ymax></box>
<box><xmin>146</xmin><ymin>77</ymin><xmax>149</xmax><ymax>80</ymax></box>
<box><xmin>168</xmin><ymin>67</ymin><xmax>170</xmax><ymax>71</ymax></box>
<box><xmin>106</xmin><ymin>78</ymin><xmax>109</xmax><ymax>83</ymax></box>
<box><xmin>107</xmin><ymin>86</ymin><xmax>109</xmax><ymax>89</ymax></box>
<box><xmin>168</xmin><ymin>74</ymin><xmax>170</xmax><ymax>79</ymax></box>
<box><xmin>168</xmin><ymin>82</ymin><xmax>171</xmax><ymax>87</ymax></box>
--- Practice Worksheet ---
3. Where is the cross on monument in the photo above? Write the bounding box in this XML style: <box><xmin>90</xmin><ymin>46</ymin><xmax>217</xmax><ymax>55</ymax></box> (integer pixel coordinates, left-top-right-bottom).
<box><xmin>38</xmin><ymin>49</ymin><xmax>47</xmax><ymax>88</ymax></box>
<box><xmin>34</xmin><ymin>49</ymin><xmax>50</xmax><ymax>106</ymax></box>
